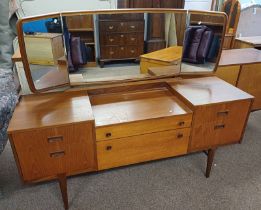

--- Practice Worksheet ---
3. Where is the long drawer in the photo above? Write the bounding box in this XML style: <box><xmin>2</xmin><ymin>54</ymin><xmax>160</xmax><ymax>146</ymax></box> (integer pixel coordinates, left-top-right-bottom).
<box><xmin>100</xmin><ymin>21</ymin><xmax>144</xmax><ymax>33</ymax></box>
<box><xmin>100</xmin><ymin>33</ymin><xmax>144</xmax><ymax>46</ymax></box>
<box><xmin>97</xmin><ymin>128</ymin><xmax>191</xmax><ymax>170</ymax></box>
<box><xmin>96</xmin><ymin>114</ymin><xmax>192</xmax><ymax>141</ymax></box>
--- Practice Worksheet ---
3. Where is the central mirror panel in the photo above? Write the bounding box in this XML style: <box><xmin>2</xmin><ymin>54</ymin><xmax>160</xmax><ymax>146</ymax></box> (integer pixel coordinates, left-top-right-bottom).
<box><xmin>61</xmin><ymin>11</ymin><xmax>186</xmax><ymax>83</ymax></box>
<box><xmin>19</xmin><ymin>10</ymin><xmax>226</xmax><ymax>92</ymax></box>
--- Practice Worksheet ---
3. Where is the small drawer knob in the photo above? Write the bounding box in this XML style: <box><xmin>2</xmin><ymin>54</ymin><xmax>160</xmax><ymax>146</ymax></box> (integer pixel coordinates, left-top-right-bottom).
<box><xmin>106</xmin><ymin>132</ymin><xmax>112</xmax><ymax>138</ymax></box>
<box><xmin>109</xmin><ymin>38</ymin><xmax>114</xmax><ymax>42</ymax></box>
<box><xmin>106</xmin><ymin>146</ymin><xmax>112</xmax><ymax>151</ymax></box>
<box><xmin>121</xmin><ymin>47</ymin><xmax>124</xmax><ymax>50</ymax></box>
<box><xmin>177</xmin><ymin>133</ymin><xmax>183</xmax><ymax>139</ymax></box>
<box><xmin>120</xmin><ymin>34</ymin><xmax>124</xmax><ymax>38</ymax></box>
<box><xmin>178</xmin><ymin>121</ymin><xmax>185</xmax><ymax>126</ymax></box>
<box><xmin>131</xmin><ymin>50</ymin><xmax>135</xmax><ymax>53</ymax></box>
<box><xmin>131</xmin><ymin>37</ymin><xmax>135</xmax><ymax>41</ymax></box>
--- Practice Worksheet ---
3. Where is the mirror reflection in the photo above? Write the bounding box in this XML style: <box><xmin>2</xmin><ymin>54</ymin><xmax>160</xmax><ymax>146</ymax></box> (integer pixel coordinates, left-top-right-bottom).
<box><xmin>181</xmin><ymin>12</ymin><xmax>225</xmax><ymax>73</ymax></box>
<box><xmin>22</xmin><ymin>16</ymin><xmax>69</xmax><ymax>90</ymax></box>
<box><xmin>21</xmin><ymin>10</ymin><xmax>226</xmax><ymax>91</ymax></box>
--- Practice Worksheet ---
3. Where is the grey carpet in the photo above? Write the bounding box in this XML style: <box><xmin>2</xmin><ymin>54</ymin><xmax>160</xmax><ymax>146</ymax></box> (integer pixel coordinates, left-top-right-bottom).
<box><xmin>0</xmin><ymin>111</ymin><xmax>261</xmax><ymax>210</ymax></box>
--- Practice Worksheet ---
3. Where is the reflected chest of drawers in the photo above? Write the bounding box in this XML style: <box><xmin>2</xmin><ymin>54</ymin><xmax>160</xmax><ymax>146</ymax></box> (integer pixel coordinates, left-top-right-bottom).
<box><xmin>99</xmin><ymin>14</ymin><xmax>144</xmax><ymax>67</ymax></box>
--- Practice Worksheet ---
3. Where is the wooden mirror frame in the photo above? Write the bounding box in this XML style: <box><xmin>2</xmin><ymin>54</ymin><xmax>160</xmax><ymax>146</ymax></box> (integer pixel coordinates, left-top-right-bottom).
<box><xmin>17</xmin><ymin>9</ymin><xmax>227</xmax><ymax>93</ymax></box>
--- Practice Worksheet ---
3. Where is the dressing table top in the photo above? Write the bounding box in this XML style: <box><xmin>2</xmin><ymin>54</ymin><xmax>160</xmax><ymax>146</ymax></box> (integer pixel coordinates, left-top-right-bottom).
<box><xmin>168</xmin><ymin>77</ymin><xmax>254</xmax><ymax>106</ymax></box>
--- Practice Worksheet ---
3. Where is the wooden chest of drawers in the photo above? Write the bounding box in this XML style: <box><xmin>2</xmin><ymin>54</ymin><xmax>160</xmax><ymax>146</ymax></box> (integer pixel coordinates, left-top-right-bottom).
<box><xmin>99</xmin><ymin>14</ymin><xmax>144</xmax><ymax>66</ymax></box>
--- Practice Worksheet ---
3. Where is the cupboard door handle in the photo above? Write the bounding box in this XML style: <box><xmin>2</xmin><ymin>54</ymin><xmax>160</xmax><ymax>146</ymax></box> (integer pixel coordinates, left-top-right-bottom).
<box><xmin>214</xmin><ymin>124</ymin><xmax>225</xmax><ymax>130</ymax></box>
<box><xmin>106</xmin><ymin>146</ymin><xmax>112</xmax><ymax>151</ymax></box>
<box><xmin>217</xmin><ymin>110</ymin><xmax>229</xmax><ymax>116</ymax></box>
<box><xmin>47</xmin><ymin>136</ymin><xmax>63</xmax><ymax>143</ymax></box>
<box><xmin>177</xmin><ymin>133</ymin><xmax>183</xmax><ymax>139</ymax></box>
<box><xmin>50</xmin><ymin>151</ymin><xmax>65</xmax><ymax>158</ymax></box>
<box><xmin>178</xmin><ymin>121</ymin><xmax>185</xmax><ymax>126</ymax></box>
<box><xmin>106</xmin><ymin>132</ymin><xmax>112</xmax><ymax>138</ymax></box>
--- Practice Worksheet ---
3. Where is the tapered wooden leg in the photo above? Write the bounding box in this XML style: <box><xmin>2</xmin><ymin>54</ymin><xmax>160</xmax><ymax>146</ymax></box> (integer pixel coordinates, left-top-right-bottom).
<box><xmin>57</xmin><ymin>173</ymin><xmax>69</xmax><ymax>210</ymax></box>
<box><xmin>206</xmin><ymin>148</ymin><xmax>216</xmax><ymax>178</ymax></box>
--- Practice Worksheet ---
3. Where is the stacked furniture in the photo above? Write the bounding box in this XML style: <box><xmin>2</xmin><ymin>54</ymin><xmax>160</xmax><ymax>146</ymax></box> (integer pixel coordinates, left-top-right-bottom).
<box><xmin>99</xmin><ymin>14</ymin><xmax>144</xmax><ymax>67</ymax></box>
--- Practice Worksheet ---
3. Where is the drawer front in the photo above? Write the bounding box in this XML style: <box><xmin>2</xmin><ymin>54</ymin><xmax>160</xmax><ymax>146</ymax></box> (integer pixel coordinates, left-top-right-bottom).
<box><xmin>127</xmin><ymin>21</ymin><xmax>144</xmax><ymax>32</ymax></box>
<box><xmin>125</xmin><ymin>46</ymin><xmax>142</xmax><ymax>58</ymax></box>
<box><xmin>189</xmin><ymin>100</ymin><xmax>252</xmax><ymax>151</ymax></box>
<box><xmin>103</xmin><ymin>21</ymin><xmax>127</xmax><ymax>32</ymax></box>
<box><xmin>100</xmin><ymin>46</ymin><xmax>120</xmax><ymax>59</ymax></box>
<box><xmin>97</xmin><ymin>128</ymin><xmax>190</xmax><ymax>170</ymax></box>
<box><xmin>126</xmin><ymin>33</ymin><xmax>142</xmax><ymax>45</ymax></box>
<box><xmin>96</xmin><ymin>114</ymin><xmax>192</xmax><ymax>141</ymax></box>
<box><xmin>11</xmin><ymin>123</ymin><xmax>96</xmax><ymax>182</ymax></box>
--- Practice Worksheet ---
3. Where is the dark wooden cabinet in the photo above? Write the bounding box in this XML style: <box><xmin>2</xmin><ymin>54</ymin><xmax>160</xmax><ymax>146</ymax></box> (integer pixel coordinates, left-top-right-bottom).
<box><xmin>117</xmin><ymin>0</ymin><xmax>185</xmax><ymax>53</ymax></box>
<box><xmin>99</xmin><ymin>14</ymin><xmax>144</xmax><ymax>66</ymax></box>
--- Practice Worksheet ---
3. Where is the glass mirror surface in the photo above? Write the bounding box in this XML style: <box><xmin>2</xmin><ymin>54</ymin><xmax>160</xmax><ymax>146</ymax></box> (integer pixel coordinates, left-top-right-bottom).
<box><xmin>61</xmin><ymin>11</ymin><xmax>186</xmax><ymax>84</ymax></box>
<box><xmin>19</xmin><ymin>10</ymin><xmax>226</xmax><ymax>92</ymax></box>
<box><xmin>22</xmin><ymin>16</ymin><xmax>69</xmax><ymax>90</ymax></box>
<box><xmin>180</xmin><ymin>12</ymin><xmax>226</xmax><ymax>73</ymax></box>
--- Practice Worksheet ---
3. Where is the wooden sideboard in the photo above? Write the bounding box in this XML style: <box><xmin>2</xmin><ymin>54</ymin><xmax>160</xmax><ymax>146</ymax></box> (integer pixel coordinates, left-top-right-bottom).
<box><xmin>234</xmin><ymin>36</ymin><xmax>261</xmax><ymax>49</ymax></box>
<box><xmin>216</xmin><ymin>48</ymin><xmax>261</xmax><ymax>110</ymax></box>
<box><xmin>8</xmin><ymin>76</ymin><xmax>253</xmax><ymax>209</ymax></box>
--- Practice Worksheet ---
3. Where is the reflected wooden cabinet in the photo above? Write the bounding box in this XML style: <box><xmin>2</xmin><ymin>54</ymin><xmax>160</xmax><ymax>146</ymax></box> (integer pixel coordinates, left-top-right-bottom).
<box><xmin>99</xmin><ymin>14</ymin><xmax>144</xmax><ymax>66</ymax></box>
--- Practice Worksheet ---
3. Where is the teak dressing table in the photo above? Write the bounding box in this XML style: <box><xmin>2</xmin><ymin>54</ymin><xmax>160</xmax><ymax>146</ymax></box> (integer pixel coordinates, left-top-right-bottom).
<box><xmin>8</xmin><ymin>9</ymin><xmax>255</xmax><ymax>209</ymax></box>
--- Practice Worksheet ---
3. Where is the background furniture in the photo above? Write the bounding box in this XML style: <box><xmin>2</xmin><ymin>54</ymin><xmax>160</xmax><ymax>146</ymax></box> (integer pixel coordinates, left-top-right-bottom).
<box><xmin>140</xmin><ymin>46</ymin><xmax>182</xmax><ymax>73</ymax></box>
<box><xmin>99</xmin><ymin>14</ymin><xmax>144</xmax><ymax>67</ymax></box>
<box><xmin>65</xmin><ymin>15</ymin><xmax>96</xmax><ymax>66</ymax></box>
<box><xmin>118</xmin><ymin>0</ymin><xmax>185</xmax><ymax>52</ymax></box>
<box><xmin>234</xmin><ymin>36</ymin><xmax>261</xmax><ymax>49</ymax></box>
<box><xmin>222</xmin><ymin>0</ymin><xmax>241</xmax><ymax>49</ymax></box>
<box><xmin>24</xmin><ymin>33</ymin><xmax>64</xmax><ymax>65</ymax></box>
<box><xmin>216</xmin><ymin>48</ymin><xmax>261</xmax><ymax>110</ymax></box>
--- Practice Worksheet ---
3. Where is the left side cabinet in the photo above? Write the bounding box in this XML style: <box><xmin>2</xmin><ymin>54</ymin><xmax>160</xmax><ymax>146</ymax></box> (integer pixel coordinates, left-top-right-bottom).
<box><xmin>9</xmin><ymin>123</ymin><xmax>96</xmax><ymax>182</ymax></box>
<box><xmin>8</xmin><ymin>91</ymin><xmax>97</xmax><ymax>183</ymax></box>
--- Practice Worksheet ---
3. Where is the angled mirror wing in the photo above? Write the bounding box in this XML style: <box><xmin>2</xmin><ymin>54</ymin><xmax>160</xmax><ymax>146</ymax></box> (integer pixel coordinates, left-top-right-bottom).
<box><xmin>18</xmin><ymin>14</ymin><xmax>70</xmax><ymax>93</ymax></box>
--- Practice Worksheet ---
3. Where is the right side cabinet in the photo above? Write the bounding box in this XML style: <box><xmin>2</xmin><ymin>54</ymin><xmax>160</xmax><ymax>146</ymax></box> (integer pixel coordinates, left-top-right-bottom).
<box><xmin>168</xmin><ymin>76</ymin><xmax>254</xmax><ymax>152</ymax></box>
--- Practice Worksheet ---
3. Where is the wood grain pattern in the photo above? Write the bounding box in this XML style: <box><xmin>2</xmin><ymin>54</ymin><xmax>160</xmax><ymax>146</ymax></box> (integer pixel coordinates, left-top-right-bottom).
<box><xmin>8</xmin><ymin>91</ymin><xmax>94</xmax><ymax>133</ymax></box>
<box><xmin>10</xmin><ymin>121</ymin><xmax>96</xmax><ymax>182</ymax></box>
<box><xmin>215</xmin><ymin>65</ymin><xmax>240</xmax><ymax>85</ymax></box>
<box><xmin>237</xmin><ymin>63</ymin><xmax>261</xmax><ymax>110</ymax></box>
<box><xmin>97</xmin><ymin>128</ymin><xmax>190</xmax><ymax>170</ymax></box>
<box><xmin>219</xmin><ymin>48</ymin><xmax>261</xmax><ymax>67</ymax></box>
<box><xmin>90</xmin><ymin>88</ymin><xmax>192</xmax><ymax>126</ymax></box>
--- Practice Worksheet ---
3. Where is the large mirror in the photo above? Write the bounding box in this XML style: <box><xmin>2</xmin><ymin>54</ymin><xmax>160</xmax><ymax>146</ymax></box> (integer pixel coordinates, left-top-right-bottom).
<box><xmin>17</xmin><ymin>9</ymin><xmax>226</xmax><ymax>93</ymax></box>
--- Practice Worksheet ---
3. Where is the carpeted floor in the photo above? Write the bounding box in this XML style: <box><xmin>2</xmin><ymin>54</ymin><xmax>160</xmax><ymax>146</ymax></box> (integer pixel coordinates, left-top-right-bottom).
<box><xmin>0</xmin><ymin>111</ymin><xmax>260</xmax><ymax>210</ymax></box>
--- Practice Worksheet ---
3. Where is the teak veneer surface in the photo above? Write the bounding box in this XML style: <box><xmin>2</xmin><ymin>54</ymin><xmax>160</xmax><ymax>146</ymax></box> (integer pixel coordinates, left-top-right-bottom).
<box><xmin>219</xmin><ymin>48</ymin><xmax>261</xmax><ymax>66</ymax></box>
<box><xmin>168</xmin><ymin>77</ymin><xmax>254</xmax><ymax>106</ymax></box>
<box><xmin>90</xmin><ymin>88</ymin><xmax>192</xmax><ymax>127</ymax></box>
<box><xmin>8</xmin><ymin>91</ymin><xmax>94</xmax><ymax>133</ymax></box>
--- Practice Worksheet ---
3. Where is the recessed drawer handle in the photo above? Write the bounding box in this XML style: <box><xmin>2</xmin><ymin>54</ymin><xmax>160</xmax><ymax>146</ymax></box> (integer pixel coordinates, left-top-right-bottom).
<box><xmin>130</xmin><ymin>50</ymin><xmax>135</xmax><ymax>53</ymax></box>
<box><xmin>50</xmin><ymin>151</ymin><xmax>65</xmax><ymax>158</ymax></box>
<box><xmin>109</xmin><ymin>38</ymin><xmax>114</xmax><ymax>42</ymax></box>
<box><xmin>178</xmin><ymin>121</ymin><xmax>185</xmax><ymax>126</ymax></box>
<box><xmin>214</xmin><ymin>124</ymin><xmax>225</xmax><ymax>130</ymax></box>
<box><xmin>217</xmin><ymin>110</ymin><xmax>229</xmax><ymax>116</ymax></box>
<box><xmin>120</xmin><ymin>34</ymin><xmax>124</xmax><ymax>38</ymax></box>
<box><xmin>120</xmin><ymin>47</ymin><xmax>124</xmax><ymax>50</ymax></box>
<box><xmin>131</xmin><ymin>38</ymin><xmax>136</xmax><ymax>41</ymax></box>
<box><xmin>177</xmin><ymin>133</ymin><xmax>183</xmax><ymax>139</ymax></box>
<box><xmin>130</xmin><ymin>25</ymin><xmax>135</xmax><ymax>29</ymax></box>
<box><xmin>120</xmin><ymin>22</ymin><xmax>124</xmax><ymax>26</ymax></box>
<box><xmin>109</xmin><ymin>26</ymin><xmax>114</xmax><ymax>30</ymax></box>
<box><xmin>106</xmin><ymin>146</ymin><xmax>112</xmax><ymax>151</ymax></box>
<box><xmin>47</xmin><ymin>136</ymin><xmax>63</xmax><ymax>143</ymax></box>
<box><xmin>109</xmin><ymin>51</ymin><xmax>114</xmax><ymax>55</ymax></box>
<box><xmin>106</xmin><ymin>132</ymin><xmax>112</xmax><ymax>138</ymax></box>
